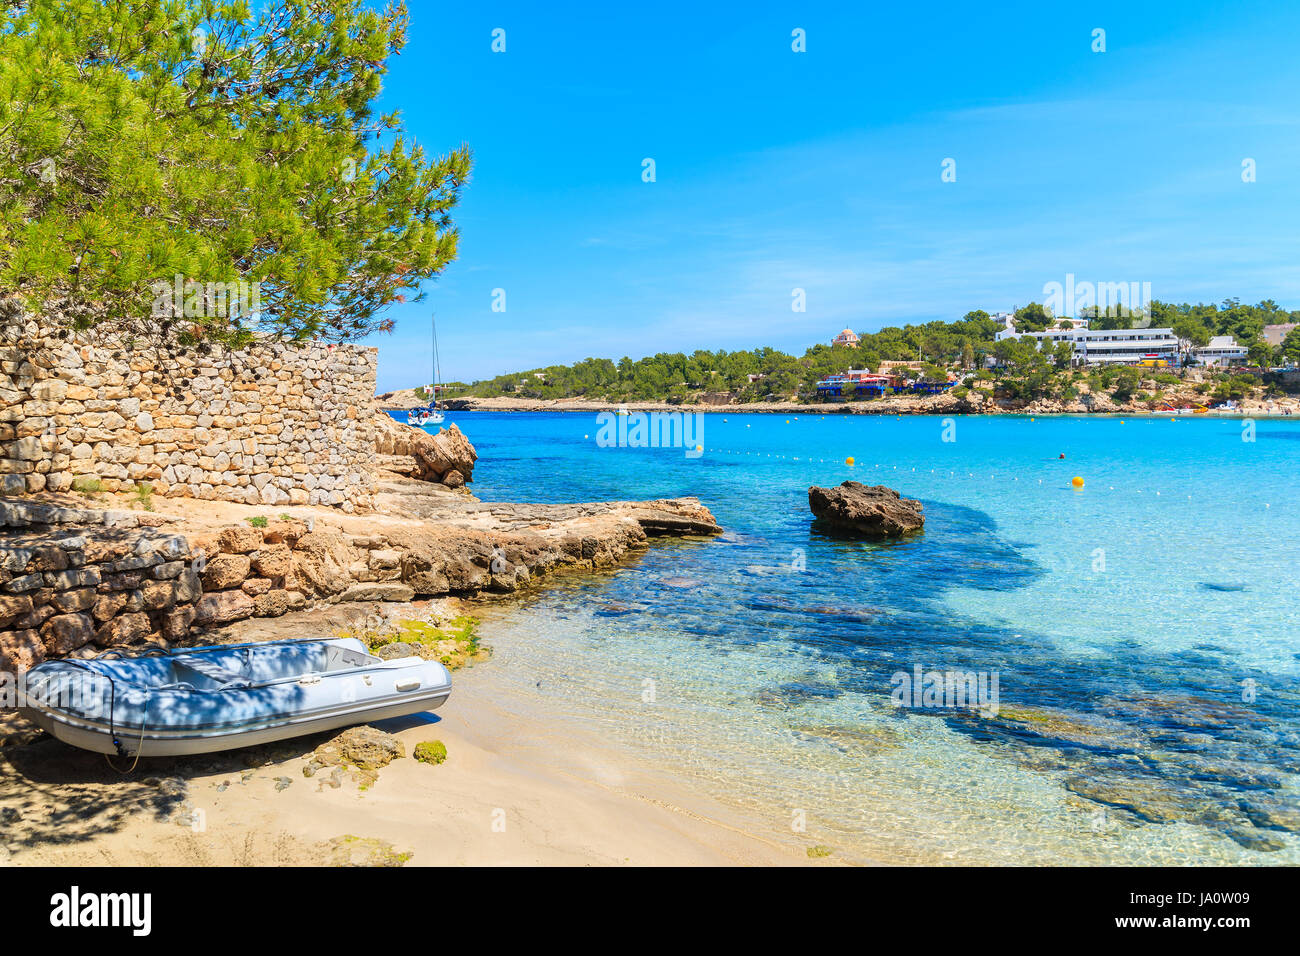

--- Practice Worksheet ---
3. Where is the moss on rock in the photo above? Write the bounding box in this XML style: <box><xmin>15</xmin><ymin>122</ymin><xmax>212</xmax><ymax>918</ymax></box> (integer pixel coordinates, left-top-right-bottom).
<box><xmin>414</xmin><ymin>740</ymin><xmax>448</xmax><ymax>765</ymax></box>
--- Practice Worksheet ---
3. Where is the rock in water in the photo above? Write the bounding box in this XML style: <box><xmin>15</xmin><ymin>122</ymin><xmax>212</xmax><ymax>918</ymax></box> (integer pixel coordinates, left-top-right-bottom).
<box><xmin>807</xmin><ymin>482</ymin><xmax>924</xmax><ymax>538</ymax></box>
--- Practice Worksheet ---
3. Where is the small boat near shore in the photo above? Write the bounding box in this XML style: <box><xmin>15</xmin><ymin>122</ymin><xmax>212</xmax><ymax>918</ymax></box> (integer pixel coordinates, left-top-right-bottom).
<box><xmin>19</xmin><ymin>638</ymin><xmax>452</xmax><ymax>758</ymax></box>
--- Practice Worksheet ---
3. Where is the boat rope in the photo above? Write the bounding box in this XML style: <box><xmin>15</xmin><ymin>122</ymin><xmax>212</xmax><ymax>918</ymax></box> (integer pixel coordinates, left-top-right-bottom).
<box><xmin>51</xmin><ymin>659</ymin><xmax>151</xmax><ymax>774</ymax></box>
<box><xmin>104</xmin><ymin>692</ymin><xmax>151</xmax><ymax>776</ymax></box>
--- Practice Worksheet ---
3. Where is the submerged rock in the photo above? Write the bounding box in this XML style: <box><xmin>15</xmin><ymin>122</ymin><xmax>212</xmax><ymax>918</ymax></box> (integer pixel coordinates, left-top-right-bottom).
<box><xmin>1238</xmin><ymin>798</ymin><xmax>1300</xmax><ymax>833</ymax></box>
<box><xmin>1225</xmin><ymin>827</ymin><xmax>1286</xmax><ymax>852</ymax></box>
<box><xmin>807</xmin><ymin>482</ymin><xmax>924</xmax><ymax>538</ymax></box>
<box><xmin>1063</xmin><ymin>774</ymin><xmax>1216</xmax><ymax>825</ymax></box>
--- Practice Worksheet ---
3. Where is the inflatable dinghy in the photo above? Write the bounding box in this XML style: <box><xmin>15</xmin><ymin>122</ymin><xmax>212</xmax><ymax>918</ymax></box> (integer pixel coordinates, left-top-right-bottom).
<box><xmin>19</xmin><ymin>637</ymin><xmax>451</xmax><ymax>758</ymax></box>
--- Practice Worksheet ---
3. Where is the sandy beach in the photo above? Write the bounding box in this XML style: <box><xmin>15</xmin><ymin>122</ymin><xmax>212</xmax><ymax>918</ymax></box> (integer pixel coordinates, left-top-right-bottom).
<box><xmin>1</xmin><ymin>601</ymin><xmax>807</xmax><ymax>868</ymax></box>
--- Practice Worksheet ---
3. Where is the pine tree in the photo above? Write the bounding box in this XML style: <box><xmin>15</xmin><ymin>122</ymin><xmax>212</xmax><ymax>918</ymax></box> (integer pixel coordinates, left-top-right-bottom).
<box><xmin>0</xmin><ymin>0</ymin><xmax>470</xmax><ymax>350</ymax></box>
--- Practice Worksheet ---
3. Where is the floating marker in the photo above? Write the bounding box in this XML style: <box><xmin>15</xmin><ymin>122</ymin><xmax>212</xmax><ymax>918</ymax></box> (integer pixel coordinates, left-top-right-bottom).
<box><xmin>845</xmin><ymin>456</ymin><xmax>855</xmax><ymax>466</ymax></box>
<box><xmin>1072</xmin><ymin>476</ymin><xmax>1084</xmax><ymax>488</ymax></box>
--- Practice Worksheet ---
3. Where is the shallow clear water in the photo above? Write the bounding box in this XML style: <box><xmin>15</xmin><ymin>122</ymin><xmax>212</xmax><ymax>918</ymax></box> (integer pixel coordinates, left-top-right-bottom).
<box><xmin>423</xmin><ymin>411</ymin><xmax>1300</xmax><ymax>863</ymax></box>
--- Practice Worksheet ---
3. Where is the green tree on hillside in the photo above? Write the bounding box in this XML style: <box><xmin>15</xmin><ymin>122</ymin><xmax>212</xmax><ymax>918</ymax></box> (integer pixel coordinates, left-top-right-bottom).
<box><xmin>1014</xmin><ymin>303</ymin><xmax>1052</xmax><ymax>332</ymax></box>
<box><xmin>1281</xmin><ymin>328</ymin><xmax>1300</xmax><ymax>364</ymax></box>
<box><xmin>1247</xmin><ymin>341</ymin><xmax>1275</xmax><ymax>367</ymax></box>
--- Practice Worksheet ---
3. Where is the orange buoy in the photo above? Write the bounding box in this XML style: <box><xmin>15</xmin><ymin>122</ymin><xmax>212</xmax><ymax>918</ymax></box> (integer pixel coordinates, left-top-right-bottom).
<box><xmin>845</xmin><ymin>457</ymin><xmax>855</xmax><ymax>466</ymax></box>
<box><xmin>1071</xmin><ymin>476</ymin><xmax>1084</xmax><ymax>488</ymax></box>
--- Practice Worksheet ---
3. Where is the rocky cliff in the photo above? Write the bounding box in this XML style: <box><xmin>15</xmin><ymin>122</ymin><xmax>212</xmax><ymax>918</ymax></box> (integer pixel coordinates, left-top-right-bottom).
<box><xmin>373</xmin><ymin>414</ymin><xmax>476</xmax><ymax>487</ymax></box>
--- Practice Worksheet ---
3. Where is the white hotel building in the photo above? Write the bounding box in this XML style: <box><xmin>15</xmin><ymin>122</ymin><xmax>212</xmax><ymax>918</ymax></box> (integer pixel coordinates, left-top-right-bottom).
<box><xmin>993</xmin><ymin>313</ymin><xmax>1248</xmax><ymax>367</ymax></box>
<box><xmin>997</xmin><ymin>323</ymin><xmax>1183</xmax><ymax>366</ymax></box>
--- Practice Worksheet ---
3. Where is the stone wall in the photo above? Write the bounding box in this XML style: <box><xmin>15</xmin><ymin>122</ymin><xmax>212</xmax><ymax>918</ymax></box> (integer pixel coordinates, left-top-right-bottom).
<box><xmin>0</xmin><ymin>321</ymin><xmax>378</xmax><ymax>511</ymax></box>
<box><xmin>0</xmin><ymin>501</ymin><xmax>318</xmax><ymax>670</ymax></box>
<box><xmin>0</xmin><ymin>500</ymin><xmax>201</xmax><ymax>671</ymax></box>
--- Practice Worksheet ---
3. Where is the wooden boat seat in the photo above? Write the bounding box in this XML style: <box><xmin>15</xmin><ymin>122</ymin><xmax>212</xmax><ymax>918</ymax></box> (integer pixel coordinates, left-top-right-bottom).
<box><xmin>172</xmin><ymin>655</ymin><xmax>250</xmax><ymax>688</ymax></box>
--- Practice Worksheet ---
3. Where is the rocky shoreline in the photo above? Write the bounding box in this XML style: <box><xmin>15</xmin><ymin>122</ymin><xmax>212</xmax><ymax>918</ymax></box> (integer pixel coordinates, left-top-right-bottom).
<box><xmin>0</xmin><ymin>488</ymin><xmax>719</xmax><ymax>669</ymax></box>
<box><xmin>386</xmin><ymin>393</ymin><xmax>1300</xmax><ymax>418</ymax></box>
<box><xmin>0</xmin><ymin>410</ymin><xmax>722</xmax><ymax>669</ymax></box>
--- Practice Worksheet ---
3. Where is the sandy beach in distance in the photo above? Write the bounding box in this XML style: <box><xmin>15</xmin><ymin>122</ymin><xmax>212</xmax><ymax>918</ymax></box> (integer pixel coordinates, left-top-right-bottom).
<box><xmin>2</xmin><ymin>607</ymin><xmax>807</xmax><ymax>868</ymax></box>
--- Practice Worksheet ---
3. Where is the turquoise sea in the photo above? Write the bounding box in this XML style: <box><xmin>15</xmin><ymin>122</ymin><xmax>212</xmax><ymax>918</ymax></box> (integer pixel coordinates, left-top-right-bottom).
<box><xmin>419</xmin><ymin>411</ymin><xmax>1300</xmax><ymax>864</ymax></box>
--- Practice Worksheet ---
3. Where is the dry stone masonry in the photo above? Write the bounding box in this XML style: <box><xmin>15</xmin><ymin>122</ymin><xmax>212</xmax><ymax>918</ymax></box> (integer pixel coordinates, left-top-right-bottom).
<box><xmin>0</xmin><ymin>320</ymin><xmax>378</xmax><ymax>511</ymax></box>
<box><xmin>0</xmin><ymin>500</ymin><xmax>200</xmax><ymax>671</ymax></box>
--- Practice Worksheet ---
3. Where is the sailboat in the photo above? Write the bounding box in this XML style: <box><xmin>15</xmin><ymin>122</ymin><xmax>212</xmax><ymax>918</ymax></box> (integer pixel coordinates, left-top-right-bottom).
<box><xmin>408</xmin><ymin>312</ymin><xmax>446</xmax><ymax>428</ymax></box>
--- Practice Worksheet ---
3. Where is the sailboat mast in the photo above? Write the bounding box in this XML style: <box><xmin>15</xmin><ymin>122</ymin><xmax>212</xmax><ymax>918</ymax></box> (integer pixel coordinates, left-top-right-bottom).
<box><xmin>431</xmin><ymin>312</ymin><xmax>441</xmax><ymax>406</ymax></box>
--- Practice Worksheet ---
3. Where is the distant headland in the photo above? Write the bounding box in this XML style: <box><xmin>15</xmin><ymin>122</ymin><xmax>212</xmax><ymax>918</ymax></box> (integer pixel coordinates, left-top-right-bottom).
<box><xmin>379</xmin><ymin>300</ymin><xmax>1300</xmax><ymax>417</ymax></box>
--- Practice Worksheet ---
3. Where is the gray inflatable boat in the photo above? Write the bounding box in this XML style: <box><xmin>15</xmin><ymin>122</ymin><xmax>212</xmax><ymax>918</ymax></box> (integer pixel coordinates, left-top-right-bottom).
<box><xmin>19</xmin><ymin>637</ymin><xmax>452</xmax><ymax>758</ymax></box>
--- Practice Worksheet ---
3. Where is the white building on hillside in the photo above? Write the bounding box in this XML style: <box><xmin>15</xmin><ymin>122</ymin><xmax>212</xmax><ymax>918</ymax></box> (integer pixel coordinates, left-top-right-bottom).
<box><xmin>994</xmin><ymin>312</ymin><xmax>1090</xmax><ymax>341</ymax></box>
<box><xmin>1191</xmin><ymin>335</ymin><xmax>1248</xmax><ymax>367</ymax></box>
<box><xmin>997</xmin><ymin>326</ymin><xmax>1182</xmax><ymax>365</ymax></box>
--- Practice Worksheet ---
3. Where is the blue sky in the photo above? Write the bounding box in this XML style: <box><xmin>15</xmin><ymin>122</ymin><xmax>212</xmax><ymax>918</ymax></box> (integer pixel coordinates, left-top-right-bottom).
<box><xmin>364</xmin><ymin>0</ymin><xmax>1300</xmax><ymax>391</ymax></box>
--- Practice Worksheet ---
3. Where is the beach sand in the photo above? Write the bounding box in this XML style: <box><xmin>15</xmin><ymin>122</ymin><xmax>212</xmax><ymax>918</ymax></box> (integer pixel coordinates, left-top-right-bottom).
<box><xmin>1</xmin><ymin>649</ymin><xmax>806</xmax><ymax>867</ymax></box>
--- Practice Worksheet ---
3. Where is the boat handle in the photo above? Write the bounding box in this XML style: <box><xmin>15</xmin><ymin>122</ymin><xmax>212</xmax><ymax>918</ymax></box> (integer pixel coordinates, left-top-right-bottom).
<box><xmin>395</xmin><ymin>679</ymin><xmax>422</xmax><ymax>692</ymax></box>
